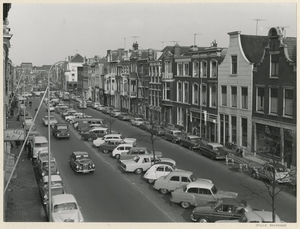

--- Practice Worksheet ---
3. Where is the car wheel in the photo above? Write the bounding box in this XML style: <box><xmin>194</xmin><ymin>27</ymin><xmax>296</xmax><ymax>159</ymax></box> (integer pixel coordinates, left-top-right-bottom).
<box><xmin>134</xmin><ymin>168</ymin><xmax>142</xmax><ymax>174</ymax></box>
<box><xmin>159</xmin><ymin>188</ymin><xmax>168</xmax><ymax>195</ymax></box>
<box><xmin>88</xmin><ymin>138</ymin><xmax>93</xmax><ymax>142</ymax></box>
<box><xmin>115</xmin><ymin>154</ymin><xmax>120</xmax><ymax>159</ymax></box>
<box><xmin>198</xmin><ymin>217</ymin><xmax>210</xmax><ymax>223</ymax></box>
<box><xmin>148</xmin><ymin>179</ymin><xmax>155</xmax><ymax>184</ymax></box>
<box><xmin>102</xmin><ymin>149</ymin><xmax>109</xmax><ymax>154</ymax></box>
<box><xmin>252</xmin><ymin>171</ymin><xmax>258</xmax><ymax>179</ymax></box>
<box><xmin>180</xmin><ymin>201</ymin><xmax>191</xmax><ymax>209</ymax></box>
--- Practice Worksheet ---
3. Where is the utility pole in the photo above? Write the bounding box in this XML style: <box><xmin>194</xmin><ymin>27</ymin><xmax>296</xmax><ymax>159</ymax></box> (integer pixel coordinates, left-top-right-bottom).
<box><xmin>252</xmin><ymin>19</ymin><xmax>266</xmax><ymax>35</ymax></box>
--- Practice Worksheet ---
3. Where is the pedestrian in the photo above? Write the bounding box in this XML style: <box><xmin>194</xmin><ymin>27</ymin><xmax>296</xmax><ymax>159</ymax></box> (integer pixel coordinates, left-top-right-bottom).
<box><xmin>15</xmin><ymin>141</ymin><xmax>20</xmax><ymax>149</ymax></box>
<box><xmin>26</xmin><ymin>140</ymin><xmax>32</xmax><ymax>160</ymax></box>
<box><xmin>35</xmin><ymin>107</ymin><xmax>38</xmax><ymax>114</ymax></box>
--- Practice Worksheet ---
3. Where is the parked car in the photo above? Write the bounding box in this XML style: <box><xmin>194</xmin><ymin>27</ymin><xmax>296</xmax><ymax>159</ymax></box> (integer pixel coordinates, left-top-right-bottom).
<box><xmin>81</xmin><ymin>127</ymin><xmax>109</xmax><ymax>142</ymax></box>
<box><xmin>46</xmin><ymin>194</ymin><xmax>84</xmax><ymax>222</ymax></box>
<box><xmin>164</xmin><ymin>129</ymin><xmax>185</xmax><ymax>143</ymax></box>
<box><xmin>62</xmin><ymin>109</ymin><xmax>77</xmax><ymax>118</ymax></box>
<box><xmin>110</xmin><ymin>109</ymin><xmax>121</xmax><ymax>117</ymax></box>
<box><xmin>101</xmin><ymin>107</ymin><xmax>111</xmax><ymax>114</ymax></box>
<box><xmin>97</xmin><ymin>106</ymin><xmax>108</xmax><ymax>112</ymax></box>
<box><xmin>23</xmin><ymin>119</ymin><xmax>36</xmax><ymax>132</ymax></box>
<box><xmin>92</xmin><ymin>134</ymin><xmax>136</xmax><ymax>148</ymax></box>
<box><xmin>69</xmin><ymin>151</ymin><xmax>95</xmax><ymax>173</ymax></box>
<box><xmin>46</xmin><ymin>105</ymin><xmax>55</xmax><ymax>112</ymax></box>
<box><xmin>39</xmin><ymin>175</ymin><xmax>66</xmax><ymax>205</ymax></box>
<box><xmin>199</xmin><ymin>142</ymin><xmax>228</xmax><ymax>160</ymax></box>
<box><xmin>42</xmin><ymin>115</ymin><xmax>57</xmax><ymax>126</ymax></box>
<box><xmin>139</xmin><ymin>121</ymin><xmax>152</xmax><ymax>131</ymax></box>
<box><xmin>119</xmin><ymin>147</ymin><xmax>163</xmax><ymax>161</ymax></box>
<box><xmin>111</xmin><ymin>143</ymin><xmax>134</xmax><ymax>159</ymax></box>
<box><xmin>86</xmin><ymin>100</ymin><xmax>93</xmax><ymax>107</ymax></box>
<box><xmin>153</xmin><ymin>170</ymin><xmax>207</xmax><ymax>195</ymax></box>
<box><xmin>37</xmin><ymin>158</ymin><xmax>60</xmax><ymax>178</ymax></box>
<box><xmin>31</xmin><ymin>136</ymin><xmax>48</xmax><ymax>160</ymax></box>
<box><xmin>98</xmin><ymin>140</ymin><xmax>123</xmax><ymax>154</ymax></box>
<box><xmin>131</xmin><ymin>117</ymin><xmax>144</xmax><ymax>126</ymax></box>
<box><xmin>251</xmin><ymin>163</ymin><xmax>291</xmax><ymax>184</ymax></box>
<box><xmin>149</xmin><ymin>125</ymin><xmax>165</xmax><ymax>136</ymax></box>
<box><xmin>36</xmin><ymin>149</ymin><xmax>54</xmax><ymax>167</ymax></box>
<box><xmin>79</xmin><ymin>124</ymin><xmax>105</xmax><ymax>134</ymax></box>
<box><xmin>143</xmin><ymin>162</ymin><xmax>179</xmax><ymax>184</ymax></box>
<box><xmin>170</xmin><ymin>180</ymin><xmax>238</xmax><ymax>209</ymax></box>
<box><xmin>92</xmin><ymin>102</ymin><xmax>101</xmax><ymax>109</ymax></box>
<box><xmin>191</xmin><ymin>198</ymin><xmax>253</xmax><ymax>223</ymax></box>
<box><xmin>117</xmin><ymin>112</ymin><xmax>132</xmax><ymax>121</ymax></box>
<box><xmin>120</xmin><ymin>155</ymin><xmax>175</xmax><ymax>174</ymax></box>
<box><xmin>78</xmin><ymin>101</ymin><xmax>87</xmax><ymax>109</ymax></box>
<box><xmin>52</xmin><ymin>123</ymin><xmax>70</xmax><ymax>139</ymax></box>
<box><xmin>215</xmin><ymin>211</ymin><xmax>283</xmax><ymax>223</ymax></box>
<box><xmin>179</xmin><ymin>135</ymin><xmax>201</xmax><ymax>150</ymax></box>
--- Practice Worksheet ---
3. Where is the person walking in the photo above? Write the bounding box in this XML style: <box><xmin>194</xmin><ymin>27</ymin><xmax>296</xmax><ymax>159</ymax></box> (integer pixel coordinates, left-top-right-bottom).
<box><xmin>26</xmin><ymin>140</ymin><xmax>32</xmax><ymax>160</ymax></box>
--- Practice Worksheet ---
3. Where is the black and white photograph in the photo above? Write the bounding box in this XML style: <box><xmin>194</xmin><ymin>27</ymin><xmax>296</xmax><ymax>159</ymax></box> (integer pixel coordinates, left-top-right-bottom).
<box><xmin>3</xmin><ymin>0</ymin><xmax>297</xmax><ymax>225</ymax></box>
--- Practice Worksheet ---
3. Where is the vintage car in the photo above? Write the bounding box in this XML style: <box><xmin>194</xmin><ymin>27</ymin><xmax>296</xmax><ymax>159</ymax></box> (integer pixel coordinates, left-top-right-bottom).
<box><xmin>131</xmin><ymin>117</ymin><xmax>144</xmax><ymax>126</ymax></box>
<box><xmin>92</xmin><ymin>102</ymin><xmax>101</xmax><ymax>109</ymax></box>
<box><xmin>251</xmin><ymin>163</ymin><xmax>291</xmax><ymax>184</ymax></box>
<box><xmin>31</xmin><ymin>136</ymin><xmax>48</xmax><ymax>159</ymax></box>
<box><xmin>46</xmin><ymin>194</ymin><xmax>84</xmax><ymax>222</ymax></box>
<box><xmin>37</xmin><ymin>158</ymin><xmax>60</xmax><ymax>178</ymax></box>
<box><xmin>215</xmin><ymin>211</ymin><xmax>283</xmax><ymax>223</ymax></box>
<box><xmin>143</xmin><ymin>162</ymin><xmax>179</xmax><ymax>184</ymax></box>
<box><xmin>24</xmin><ymin>119</ymin><xmax>36</xmax><ymax>132</ymax></box>
<box><xmin>170</xmin><ymin>180</ymin><xmax>238</xmax><ymax>209</ymax></box>
<box><xmin>42</xmin><ymin>115</ymin><xmax>57</xmax><ymax>126</ymax></box>
<box><xmin>120</xmin><ymin>155</ymin><xmax>175</xmax><ymax>174</ymax></box>
<box><xmin>153</xmin><ymin>170</ymin><xmax>208</xmax><ymax>195</ymax></box>
<box><xmin>62</xmin><ymin>109</ymin><xmax>77</xmax><ymax>118</ymax></box>
<box><xmin>199</xmin><ymin>143</ymin><xmax>228</xmax><ymax>160</ymax></box>
<box><xmin>139</xmin><ymin>121</ymin><xmax>152</xmax><ymax>131</ymax></box>
<box><xmin>46</xmin><ymin>105</ymin><xmax>55</xmax><ymax>112</ymax></box>
<box><xmin>36</xmin><ymin>149</ymin><xmax>54</xmax><ymax>167</ymax></box>
<box><xmin>149</xmin><ymin>125</ymin><xmax>165</xmax><ymax>136</ymax></box>
<box><xmin>112</xmin><ymin>143</ymin><xmax>134</xmax><ymax>159</ymax></box>
<box><xmin>101</xmin><ymin>107</ymin><xmax>111</xmax><ymax>114</ymax></box>
<box><xmin>191</xmin><ymin>198</ymin><xmax>253</xmax><ymax>223</ymax></box>
<box><xmin>81</xmin><ymin>127</ymin><xmax>109</xmax><ymax>142</ymax></box>
<box><xmin>27</xmin><ymin>130</ymin><xmax>41</xmax><ymax>141</ymax></box>
<box><xmin>96</xmin><ymin>105</ymin><xmax>105</xmax><ymax>111</ymax></box>
<box><xmin>119</xmin><ymin>147</ymin><xmax>163</xmax><ymax>161</ymax></box>
<box><xmin>98</xmin><ymin>140</ymin><xmax>123</xmax><ymax>154</ymax></box>
<box><xmin>39</xmin><ymin>175</ymin><xmax>65</xmax><ymax>205</ymax></box>
<box><xmin>179</xmin><ymin>135</ymin><xmax>201</xmax><ymax>150</ymax></box>
<box><xmin>92</xmin><ymin>134</ymin><xmax>136</xmax><ymax>148</ymax></box>
<box><xmin>110</xmin><ymin>109</ymin><xmax>122</xmax><ymax>117</ymax></box>
<box><xmin>69</xmin><ymin>151</ymin><xmax>95</xmax><ymax>173</ymax></box>
<box><xmin>78</xmin><ymin>101</ymin><xmax>87</xmax><ymax>109</ymax></box>
<box><xmin>79</xmin><ymin>124</ymin><xmax>105</xmax><ymax>134</ymax></box>
<box><xmin>164</xmin><ymin>129</ymin><xmax>185</xmax><ymax>143</ymax></box>
<box><xmin>52</xmin><ymin>123</ymin><xmax>70</xmax><ymax>139</ymax></box>
<box><xmin>117</xmin><ymin>112</ymin><xmax>132</xmax><ymax>121</ymax></box>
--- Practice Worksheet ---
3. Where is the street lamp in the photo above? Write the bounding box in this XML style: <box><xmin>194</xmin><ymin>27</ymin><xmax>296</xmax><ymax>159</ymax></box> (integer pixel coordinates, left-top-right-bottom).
<box><xmin>47</xmin><ymin>61</ymin><xmax>67</xmax><ymax>221</ymax></box>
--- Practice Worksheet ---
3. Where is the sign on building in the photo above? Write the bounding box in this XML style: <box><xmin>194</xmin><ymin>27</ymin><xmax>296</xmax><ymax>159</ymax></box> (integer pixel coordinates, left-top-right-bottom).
<box><xmin>4</xmin><ymin>128</ymin><xmax>25</xmax><ymax>141</ymax></box>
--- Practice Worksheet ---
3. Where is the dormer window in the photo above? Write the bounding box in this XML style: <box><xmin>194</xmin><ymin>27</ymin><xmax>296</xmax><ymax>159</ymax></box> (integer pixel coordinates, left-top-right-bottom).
<box><xmin>270</xmin><ymin>54</ymin><xmax>279</xmax><ymax>77</ymax></box>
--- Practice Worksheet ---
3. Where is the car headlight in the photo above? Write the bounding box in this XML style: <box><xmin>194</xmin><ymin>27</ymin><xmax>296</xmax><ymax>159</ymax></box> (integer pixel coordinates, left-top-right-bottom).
<box><xmin>42</xmin><ymin>172</ymin><xmax>45</xmax><ymax>176</ymax></box>
<box><xmin>76</xmin><ymin>165</ymin><xmax>79</xmax><ymax>169</ymax></box>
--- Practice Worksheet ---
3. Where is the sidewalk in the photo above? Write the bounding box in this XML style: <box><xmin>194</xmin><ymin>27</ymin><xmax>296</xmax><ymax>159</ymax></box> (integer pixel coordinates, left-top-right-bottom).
<box><xmin>4</xmin><ymin>114</ymin><xmax>46</xmax><ymax>222</ymax></box>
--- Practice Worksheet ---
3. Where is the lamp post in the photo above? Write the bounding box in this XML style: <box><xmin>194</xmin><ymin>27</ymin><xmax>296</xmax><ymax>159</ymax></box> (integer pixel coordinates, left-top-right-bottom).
<box><xmin>47</xmin><ymin>61</ymin><xmax>67</xmax><ymax>221</ymax></box>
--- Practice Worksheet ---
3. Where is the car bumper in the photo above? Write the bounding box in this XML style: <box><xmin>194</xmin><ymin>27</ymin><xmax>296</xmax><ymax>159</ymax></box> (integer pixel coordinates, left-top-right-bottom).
<box><xmin>56</xmin><ymin>134</ymin><xmax>70</xmax><ymax>138</ymax></box>
<box><xmin>190</xmin><ymin>214</ymin><xmax>198</xmax><ymax>222</ymax></box>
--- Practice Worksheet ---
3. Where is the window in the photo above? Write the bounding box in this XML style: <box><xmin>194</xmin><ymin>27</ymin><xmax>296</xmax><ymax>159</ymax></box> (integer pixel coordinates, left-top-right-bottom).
<box><xmin>177</xmin><ymin>107</ymin><xmax>184</xmax><ymax>126</ymax></box>
<box><xmin>201</xmin><ymin>84</ymin><xmax>207</xmax><ymax>106</ymax></box>
<box><xmin>177</xmin><ymin>82</ymin><xmax>182</xmax><ymax>102</ymax></box>
<box><xmin>184</xmin><ymin>63</ymin><xmax>189</xmax><ymax>76</ymax></box>
<box><xmin>270</xmin><ymin>54</ymin><xmax>279</xmax><ymax>77</ymax></box>
<box><xmin>221</xmin><ymin>86</ymin><xmax>227</xmax><ymax>106</ymax></box>
<box><xmin>284</xmin><ymin>88</ymin><xmax>293</xmax><ymax>116</ymax></box>
<box><xmin>241</xmin><ymin>87</ymin><xmax>248</xmax><ymax>109</ymax></box>
<box><xmin>231</xmin><ymin>55</ymin><xmax>237</xmax><ymax>74</ymax></box>
<box><xmin>181</xmin><ymin>176</ymin><xmax>189</xmax><ymax>182</ymax></box>
<box><xmin>257</xmin><ymin>87</ymin><xmax>265</xmax><ymax>112</ymax></box>
<box><xmin>270</xmin><ymin>88</ymin><xmax>278</xmax><ymax>114</ymax></box>
<box><xmin>184</xmin><ymin>82</ymin><xmax>189</xmax><ymax>103</ymax></box>
<box><xmin>211</xmin><ymin>60</ymin><xmax>217</xmax><ymax>78</ymax></box>
<box><xmin>170</xmin><ymin>176</ymin><xmax>180</xmax><ymax>181</ymax></box>
<box><xmin>187</xmin><ymin>188</ymin><xmax>198</xmax><ymax>194</ymax></box>
<box><xmin>163</xmin><ymin>82</ymin><xmax>170</xmax><ymax>100</ymax></box>
<box><xmin>193</xmin><ymin>61</ymin><xmax>199</xmax><ymax>77</ymax></box>
<box><xmin>231</xmin><ymin>86</ymin><xmax>237</xmax><ymax>107</ymax></box>
<box><xmin>241</xmin><ymin>118</ymin><xmax>247</xmax><ymax>147</ymax></box>
<box><xmin>193</xmin><ymin>84</ymin><xmax>199</xmax><ymax>105</ymax></box>
<box><xmin>201</xmin><ymin>61</ymin><xmax>207</xmax><ymax>77</ymax></box>
<box><xmin>177</xmin><ymin>63</ymin><xmax>183</xmax><ymax>76</ymax></box>
<box><xmin>210</xmin><ymin>84</ymin><xmax>217</xmax><ymax>107</ymax></box>
<box><xmin>231</xmin><ymin>116</ymin><xmax>237</xmax><ymax>143</ymax></box>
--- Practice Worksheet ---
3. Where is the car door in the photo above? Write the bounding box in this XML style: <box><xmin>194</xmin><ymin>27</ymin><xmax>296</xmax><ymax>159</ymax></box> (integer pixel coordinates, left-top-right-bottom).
<box><xmin>195</xmin><ymin>188</ymin><xmax>216</xmax><ymax>206</ymax></box>
<box><xmin>212</xmin><ymin>204</ymin><xmax>236</xmax><ymax>221</ymax></box>
<box><xmin>155</xmin><ymin>165</ymin><xmax>166</xmax><ymax>180</ymax></box>
<box><xmin>167</xmin><ymin>175</ymin><xmax>181</xmax><ymax>191</ymax></box>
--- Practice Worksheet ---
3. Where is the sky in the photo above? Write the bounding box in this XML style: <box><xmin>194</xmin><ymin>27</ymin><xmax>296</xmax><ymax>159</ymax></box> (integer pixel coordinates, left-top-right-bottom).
<box><xmin>7</xmin><ymin>1</ymin><xmax>297</xmax><ymax>67</ymax></box>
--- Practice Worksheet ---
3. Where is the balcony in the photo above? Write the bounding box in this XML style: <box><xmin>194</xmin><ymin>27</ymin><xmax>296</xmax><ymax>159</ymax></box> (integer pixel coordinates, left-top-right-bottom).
<box><xmin>129</xmin><ymin>92</ymin><xmax>137</xmax><ymax>98</ymax></box>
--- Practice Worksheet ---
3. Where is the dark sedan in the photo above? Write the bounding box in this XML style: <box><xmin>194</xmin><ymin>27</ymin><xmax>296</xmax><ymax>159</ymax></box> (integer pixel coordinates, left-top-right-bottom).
<box><xmin>117</xmin><ymin>112</ymin><xmax>132</xmax><ymax>121</ymax></box>
<box><xmin>191</xmin><ymin>198</ymin><xmax>252</xmax><ymax>223</ymax></box>
<box><xmin>69</xmin><ymin>151</ymin><xmax>95</xmax><ymax>173</ymax></box>
<box><xmin>98</xmin><ymin>141</ymin><xmax>123</xmax><ymax>154</ymax></box>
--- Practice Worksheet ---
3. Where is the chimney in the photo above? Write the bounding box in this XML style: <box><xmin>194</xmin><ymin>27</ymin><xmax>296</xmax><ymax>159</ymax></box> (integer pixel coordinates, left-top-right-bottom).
<box><xmin>211</xmin><ymin>40</ymin><xmax>218</xmax><ymax>47</ymax></box>
<box><xmin>148</xmin><ymin>49</ymin><xmax>153</xmax><ymax>60</ymax></box>
<box><xmin>138</xmin><ymin>50</ymin><xmax>142</xmax><ymax>59</ymax></box>
<box><xmin>133</xmin><ymin>42</ymin><xmax>138</xmax><ymax>50</ymax></box>
<box><xmin>118</xmin><ymin>48</ymin><xmax>124</xmax><ymax>61</ymax></box>
<box><xmin>174</xmin><ymin>44</ymin><xmax>180</xmax><ymax>56</ymax></box>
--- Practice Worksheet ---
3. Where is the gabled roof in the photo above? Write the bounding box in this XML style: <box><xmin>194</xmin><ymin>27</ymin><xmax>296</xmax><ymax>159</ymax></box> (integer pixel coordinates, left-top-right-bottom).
<box><xmin>70</xmin><ymin>54</ymin><xmax>84</xmax><ymax>63</ymax></box>
<box><xmin>283</xmin><ymin>37</ymin><xmax>297</xmax><ymax>62</ymax></box>
<box><xmin>240</xmin><ymin>35</ymin><xmax>269</xmax><ymax>64</ymax></box>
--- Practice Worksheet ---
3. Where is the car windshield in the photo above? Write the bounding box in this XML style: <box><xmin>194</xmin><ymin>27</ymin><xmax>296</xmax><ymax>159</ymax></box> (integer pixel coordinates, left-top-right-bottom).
<box><xmin>35</xmin><ymin>143</ymin><xmax>48</xmax><ymax>148</ymax></box>
<box><xmin>190</xmin><ymin>137</ymin><xmax>201</xmax><ymax>142</ymax></box>
<box><xmin>53</xmin><ymin>202</ymin><xmax>77</xmax><ymax>213</ymax></box>
<box><xmin>174</xmin><ymin>132</ymin><xmax>183</xmax><ymax>136</ymax></box>
<box><xmin>275</xmin><ymin>166</ymin><xmax>288</xmax><ymax>172</ymax></box>
<box><xmin>57</xmin><ymin>125</ymin><xmax>68</xmax><ymax>130</ymax></box>
<box><xmin>211</xmin><ymin>185</ymin><xmax>218</xmax><ymax>194</ymax></box>
<box><xmin>76</xmin><ymin>154</ymin><xmax>90</xmax><ymax>161</ymax></box>
<box><xmin>43</xmin><ymin>161</ymin><xmax>56</xmax><ymax>168</ymax></box>
<box><xmin>44</xmin><ymin>181</ymin><xmax>63</xmax><ymax>188</ymax></box>
<box><xmin>189</xmin><ymin>174</ymin><xmax>197</xmax><ymax>182</ymax></box>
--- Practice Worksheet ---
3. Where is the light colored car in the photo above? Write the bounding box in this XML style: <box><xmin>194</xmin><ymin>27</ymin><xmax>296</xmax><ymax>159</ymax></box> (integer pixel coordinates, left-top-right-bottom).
<box><xmin>154</xmin><ymin>170</ymin><xmax>210</xmax><ymax>195</ymax></box>
<box><xmin>46</xmin><ymin>194</ymin><xmax>84</xmax><ymax>222</ymax></box>
<box><xmin>131</xmin><ymin>117</ymin><xmax>144</xmax><ymax>126</ymax></box>
<box><xmin>170</xmin><ymin>180</ymin><xmax>238</xmax><ymax>209</ymax></box>
<box><xmin>112</xmin><ymin>143</ymin><xmax>134</xmax><ymax>159</ymax></box>
<box><xmin>31</xmin><ymin>136</ymin><xmax>48</xmax><ymax>159</ymax></box>
<box><xmin>23</xmin><ymin>119</ymin><xmax>36</xmax><ymax>131</ymax></box>
<box><xmin>42</xmin><ymin>115</ymin><xmax>57</xmax><ymax>126</ymax></box>
<box><xmin>164</xmin><ymin>129</ymin><xmax>185</xmax><ymax>143</ymax></box>
<box><xmin>120</xmin><ymin>155</ymin><xmax>174</xmax><ymax>174</ymax></box>
<box><xmin>39</xmin><ymin>175</ymin><xmax>65</xmax><ymax>205</ymax></box>
<box><xmin>46</xmin><ymin>105</ymin><xmax>55</xmax><ymax>112</ymax></box>
<box><xmin>92</xmin><ymin>134</ymin><xmax>136</xmax><ymax>147</ymax></box>
<box><xmin>36</xmin><ymin>149</ymin><xmax>54</xmax><ymax>167</ymax></box>
<box><xmin>92</xmin><ymin>102</ymin><xmax>101</xmax><ymax>109</ymax></box>
<box><xmin>119</xmin><ymin>147</ymin><xmax>163</xmax><ymax>161</ymax></box>
<box><xmin>215</xmin><ymin>210</ymin><xmax>283</xmax><ymax>223</ymax></box>
<box><xmin>143</xmin><ymin>162</ymin><xmax>179</xmax><ymax>184</ymax></box>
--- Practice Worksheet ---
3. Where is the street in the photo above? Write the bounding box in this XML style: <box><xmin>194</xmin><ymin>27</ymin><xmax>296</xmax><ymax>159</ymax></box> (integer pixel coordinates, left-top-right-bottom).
<box><xmin>28</xmin><ymin>95</ymin><xmax>296</xmax><ymax>222</ymax></box>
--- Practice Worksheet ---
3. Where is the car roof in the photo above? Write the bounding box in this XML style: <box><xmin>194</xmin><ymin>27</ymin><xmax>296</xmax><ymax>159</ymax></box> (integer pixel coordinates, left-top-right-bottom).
<box><xmin>151</xmin><ymin>162</ymin><xmax>174</xmax><ymax>167</ymax></box>
<box><xmin>117</xmin><ymin>143</ymin><xmax>133</xmax><ymax>147</ymax></box>
<box><xmin>188</xmin><ymin>135</ymin><xmax>200</xmax><ymax>138</ymax></box>
<box><xmin>42</xmin><ymin>175</ymin><xmax>62</xmax><ymax>183</ymax></box>
<box><xmin>167</xmin><ymin>170</ymin><xmax>193</xmax><ymax>177</ymax></box>
<box><xmin>33</xmin><ymin>136</ymin><xmax>48</xmax><ymax>143</ymax></box>
<box><xmin>55</xmin><ymin>123</ymin><xmax>68</xmax><ymax>126</ymax></box>
<box><xmin>90</xmin><ymin>127</ymin><xmax>108</xmax><ymax>130</ymax></box>
<box><xmin>28</xmin><ymin>130</ymin><xmax>40</xmax><ymax>136</ymax></box>
<box><xmin>104</xmin><ymin>134</ymin><xmax>122</xmax><ymax>137</ymax></box>
<box><xmin>73</xmin><ymin>151</ymin><xmax>89</xmax><ymax>156</ymax></box>
<box><xmin>52</xmin><ymin>194</ymin><xmax>77</xmax><ymax>205</ymax></box>
<box><xmin>207</xmin><ymin>143</ymin><xmax>223</xmax><ymax>147</ymax></box>
<box><xmin>186</xmin><ymin>180</ymin><xmax>214</xmax><ymax>189</ymax></box>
